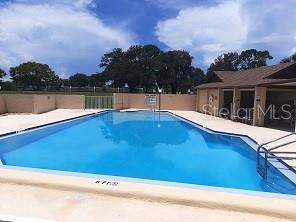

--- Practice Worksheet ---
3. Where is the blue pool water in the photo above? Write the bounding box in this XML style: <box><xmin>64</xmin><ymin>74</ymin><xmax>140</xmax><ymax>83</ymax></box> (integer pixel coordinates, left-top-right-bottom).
<box><xmin>0</xmin><ymin>111</ymin><xmax>295</xmax><ymax>195</ymax></box>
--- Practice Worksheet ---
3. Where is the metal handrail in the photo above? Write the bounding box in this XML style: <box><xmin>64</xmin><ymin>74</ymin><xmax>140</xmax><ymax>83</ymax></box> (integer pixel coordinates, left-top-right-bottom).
<box><xmin>268</xmin><ymin>139</ymin><xmax>296</xmax><ymax>152</ymax></box>
<box><xmin>257</xmin><ymin>133</ymin><xmax>296</xmax><ymax>180</ymax></box>
<box><xmin>259</xmin><ymin>133</ymin><xmax>294</xmax><ymax>148</ymax></box>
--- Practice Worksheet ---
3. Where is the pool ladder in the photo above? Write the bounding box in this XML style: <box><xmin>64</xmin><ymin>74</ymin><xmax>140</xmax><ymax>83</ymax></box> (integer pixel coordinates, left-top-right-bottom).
<box><xmin>257</xmin><ymin>133</ymin><xmax>296</xmax><ymax>180</ymax></box>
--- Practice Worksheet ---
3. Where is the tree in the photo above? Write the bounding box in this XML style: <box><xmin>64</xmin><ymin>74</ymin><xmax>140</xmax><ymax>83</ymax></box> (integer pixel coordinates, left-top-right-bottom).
<box><xmin>208</xmin><ymin>49</ymin><xmax>273</xmax><ymax>73</ymax></box>
<box><xmin>238</xmin><ymin>49</ymin><xmax>273</xmax><ymax>70</ymax></box>
<box><xmin>208</xmin><ymin>52</ymin><xmax>240</xmax><ymax>73</ymax></box>
<box><xmin>46</xmin><ymin>73</ymin><xmax>62</xmax><ymax>89</ymax></box>
<box><xmin>100</xmin><ymin>45</ymin><xmax>162</xmax><ymax>92</ymax></box>
<box><xmin>100</xmin><ymin>48</ymin><xmax>127</xmax><ymax>88</ymax></box>
<box><xmin>280</xmin><ymin>52</ymin><xmax>296</xmax><ymax>63</ymax></box>
<box><xmin>69</xmin><ymin>73</ymin><xmax>89</xmax><ymax>87</ymax></box>
<box><xmin>89</xmin><ymin>73</ymin><xmax>106</xmax><ymax>87</ymax></box>
<box><xmin>190</xmin><ymin>67</ymin><xmax>205</xmax><ymax>87</ymax></box>
<box><xmin>61</xmin><ymin>79</ymin><xmax>70</xmax><ymax>87</ymax></box>
<box><xmin>0</xmin><ymin>68</ymin><xmax>6</xmax><ymax>85</ymax></box>
<box><xmin>139</xmin><ymin>44</ymin><xmax>162</xmax><ymax>92</ymax></box>
<box><xmin>156</xmin><ymin>50</ymin><xmax>193</xmax><ymax>94</ymax></box>
<box><xmin>100</xmin><ymin>45</ymin><xmax>202</xmax><ymax>93</ymax></box>
<box><xmin>175</xmin><ymin>67</ymin><xmax>205</xmax><ymax>94</ymax></box>
<box><xmin>10</xmin><ymin>62</ymin><xmax>60</xmax><ymax>90</ymax></box>
<box><xmin>1</xmin><ymin>81</ymin><xmax>15</xmax><ymax>90</ymax></box>
<box><xmin>123</xmin><ymin>45</ymin><xmax>145</xmax><ymax>92</ymax></box>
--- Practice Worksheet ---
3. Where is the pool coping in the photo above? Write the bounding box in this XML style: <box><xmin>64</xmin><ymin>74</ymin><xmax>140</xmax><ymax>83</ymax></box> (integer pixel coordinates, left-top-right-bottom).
<box><xmin>0</xmin><ymin>166</ymin><xmax>295</xmax><ymax>220</ymax></box>
<box><xmin>0</xmin><ymin>109</ymin><xmax>296</xmax><ymax>220</ymax></box>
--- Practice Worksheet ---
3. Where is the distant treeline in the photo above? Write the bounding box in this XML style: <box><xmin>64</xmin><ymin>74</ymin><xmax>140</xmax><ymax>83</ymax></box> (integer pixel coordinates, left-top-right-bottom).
<box><xmin>0</xmin><ymin>44</ymin><xmax>295</xmax><ymax>94</ymax></box>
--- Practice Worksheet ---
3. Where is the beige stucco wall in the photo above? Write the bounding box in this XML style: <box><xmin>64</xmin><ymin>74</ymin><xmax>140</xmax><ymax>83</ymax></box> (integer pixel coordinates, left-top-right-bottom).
<box><xmin>253</xmin><ymin>87</ymin><xmax>267</xmax><ymax>126</ymax></box>
<box><xmin>129</xmin><ymin>94</ymin><xmax>151</xmax><ymax>109</ymax></box>
<box><xmin>5</xmin><ymin>95</ymin><xmax>56</xmax><ymax>114</ymax></box>
<box><xmin>0</xmin><ymin>95</ymin><xmax>7</xmax><ymax>114</ymax></box>
<box><xmin>113</xmin><ymin>93</ymin><xmax>121</xmax><ymax>109</ymax></box>
<box><xmin>113</xmin><ymin>93</ymin><xmax>195</xmax><ymax>111</ymax></box>
<box><xmin>2</xmin><ymin>93</ymin><xmax>196</xmax><ymax>113</ymax></box>
<box><xmin>55</xmin><ymin>95</ymin><xmax>85</xmax><ymax>109</ymax></box>
<box><xmin>197</xmin><ymin>89</ymin><xmax>221</xmax><ymax>116</ymax></box>
<box><xmin>33</xmin><ymin>95</ymin><xmax>56</xmax><ymax>114</ymax></box>
<box><xmin>5</xmin><ymin>95</ymin><xmax>34</xmax><ymax>113</ymax></box>
<box><xmin>232</xmin><ymin>88</ymin><xmax>241</xmax><ymax>117</ymax></box>
<box><xmin>160</xmin><ymin>94</ymin><xmax>195</xmax><ymax>111</ymax></box>
<box><xmin>207</xmin><ymin>89</ymin><xmax>219</xmax><ymax>116</ymax></box>
<box><xmin>113</xmin><ymin>93</ymin><xmax>129</xmax><ymax>109</ymax></box>
<box><xmin>197</xmin><ymin>89</ymin><xmax>207</xmax><ymax>113</ymax></box>
<box><xmin>1</xmin><ymin>94</ymin><xmax>85</xmax><ymax>114</ymax></box>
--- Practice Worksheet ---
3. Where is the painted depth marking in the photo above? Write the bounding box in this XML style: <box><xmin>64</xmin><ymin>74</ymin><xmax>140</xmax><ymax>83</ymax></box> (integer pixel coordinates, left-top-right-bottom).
<box><xmin>95</xmin><ymin>180</ymin><xmax>118</xmax><ymax>186</ymax></box>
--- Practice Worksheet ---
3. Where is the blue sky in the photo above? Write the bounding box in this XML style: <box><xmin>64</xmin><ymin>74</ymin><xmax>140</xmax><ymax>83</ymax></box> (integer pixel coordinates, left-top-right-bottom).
<box><xmin>0</xmin><ymin>0</ymin><xmax>295</xmax><ymax>77</ymax></box>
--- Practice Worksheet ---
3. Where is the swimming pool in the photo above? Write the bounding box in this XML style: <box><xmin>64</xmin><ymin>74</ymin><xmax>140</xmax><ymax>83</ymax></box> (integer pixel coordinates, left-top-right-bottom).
<box><xmin>0</xmin><ymin>111</ymin><xmax>295</xmax><ymax>195</ymax></box>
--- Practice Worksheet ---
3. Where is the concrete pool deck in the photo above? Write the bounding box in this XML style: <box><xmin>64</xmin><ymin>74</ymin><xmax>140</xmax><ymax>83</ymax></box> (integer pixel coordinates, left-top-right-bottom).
<box><xmin>0</xmin><ymin>167</ymin><xmax>295</xmax><ymax>222</ymax></box>
<box><xmin>0</xmin><ymin>109</ymin><xmax>101</xmax><ymax>135</ymax></box>
<box><xmin>0</xmin><ymin>109</ymin><xmax>295</xmax><ymax>221</ymax></box>
<box><xmin>170</xmin><ymin>110</ymin><xmax>296</xmax><ymax>145</ymax></box>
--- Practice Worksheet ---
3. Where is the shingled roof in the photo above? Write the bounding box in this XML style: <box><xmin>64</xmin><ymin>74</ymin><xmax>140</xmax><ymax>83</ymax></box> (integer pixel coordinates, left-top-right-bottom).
<box><xmin>197</xmin><ymin>62</ymin><xmax>296</xmax><ymax>89</ymax></box>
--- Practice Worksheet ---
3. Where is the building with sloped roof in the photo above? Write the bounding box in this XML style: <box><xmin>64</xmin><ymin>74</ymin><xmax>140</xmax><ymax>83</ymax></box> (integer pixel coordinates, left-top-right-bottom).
<box><xmin>196</xmin><ymin>62</ymin><xmax>296</xmax><ymax>128</ymax></box>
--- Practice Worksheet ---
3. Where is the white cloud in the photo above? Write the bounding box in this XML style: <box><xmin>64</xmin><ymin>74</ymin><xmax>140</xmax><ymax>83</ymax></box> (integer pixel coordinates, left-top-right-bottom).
<box><xmin>13</xmin><ymin>0</ymin><xmax>97</xmax><ymax>9</ymax></box>
<box><xmin>290</xmin><ymin>48</ymin><xmax>296</xmax><ymax>56</ymax></box>
<box><xmin>155</xmin><ymin>0</ymin><xmax>296</xmax><ymax>66</ymax></box>
<box><xmin>0</xmin><ymin>1</ymin><xmax>135</xmax><ymax>76</ymax></box>
<box><xmin>145</xmin><ymin>0</ymin><xmax>221</xmax><ymax>10</ymax></box>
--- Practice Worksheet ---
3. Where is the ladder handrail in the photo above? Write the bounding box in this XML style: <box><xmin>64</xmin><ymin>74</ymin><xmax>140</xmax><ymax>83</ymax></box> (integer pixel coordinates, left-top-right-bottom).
<box><xmin>264</xmin><ymin>156</ymin><xmax>296</xmax><ymax>160</ymax></box>
<box><xmin>259</xmin><ymin>133</ymin><xmax>295</xmax><ymax>149</ymax></box>
<box><xmin>257</xmin><ymin>133</ymin><xmax>296</xmax><ymax>180</ymax></box>
<box><xmin>268</xmin><ymin>139</ymin><xmax>296</xmax><ymax>152</ymax></box>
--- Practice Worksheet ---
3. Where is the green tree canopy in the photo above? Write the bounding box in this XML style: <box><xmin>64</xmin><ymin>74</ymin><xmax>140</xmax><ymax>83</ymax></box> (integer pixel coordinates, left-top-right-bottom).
<box><xmin>0</xmin><ymin>68</ymin><xmax>6</xmax><ymax>83</ymax></box>
<box><xmin>208</xmin><ymin>49</ymin><xmax>273</xmax><ymax>73</ymax></box>
<box><xmin>156</xmin><ymin>50</ymin><xmax>195</xmax><ymax>94</ymax></box>
<box><xmin>122</xmin><ymin>45</ymin><xmax>146</xmax><ymax>92</ymax></box>
<box><xmin>100</xmin><ymin>45</ymin><xmax>163</xmax><ymax>92</ymax></box>
<box><xmin>89</xmin><ymin>73</ymin><xmax>106</xmax><ymax>87</ymax></box>
<box><xmin>100</xmin><ymin>45</ymin><xmax>203</xmax><ymax>93</ymax></box>
<box><xmin>9</xmin><ymin>62</ymin><xmax>60</xmax><ymax>90</ymax></box>
<box><xmin>238</xmin><ymin>49</ymin><xmax>273</xmax><ymax>70</ymax></box>
<box><xmin>280</xmin><ymin>52</ymin><xmax>296</xmax><ymax>63</ymax></box>
<box><xmin>100</xmin><ymin>48</ymin><xmax>127</xmax><ymax>88</ymax></box>
<box><xmin>208</xmin><ymin>52</ymin><xmax>240</xmax><ymax>72</ymax></box>
<box><xmin>61</xmin><ymin>78</ymin><xmax>70</xmax><ymax>87</ymax></box>
<box><xmin>190</xmin><ymin>67</ymin><xmax>205</xmax><ymax>88</ymax></box>
<box><xmin>138</xmin><ymin>44</ymin><xmax>162</xmax><ymax>92</ymax></box>
<box><xmin>69</xmin><ymin>73</ymin><xmax>89</xmax><ymax>87</ymax></box>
